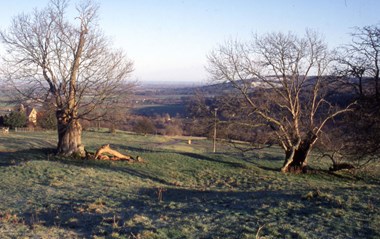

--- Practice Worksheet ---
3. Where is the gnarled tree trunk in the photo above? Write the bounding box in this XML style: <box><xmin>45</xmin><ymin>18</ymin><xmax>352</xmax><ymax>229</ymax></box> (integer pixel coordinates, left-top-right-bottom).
<box><xmin>281</xmin><ymin>147</ymin><xmax>312</xmax><ymax>173</ymax></box>
<box><xmin>55</xmin><ymin>17</ymin><xmax>86</xmax><ymax>157</ymax></box>
<box><xmin>281</xmin><ymin>133</ymin><xmax>317</xmax><ymax>173</ymax></box>
<box><xmin>56</xmin><ymin>110</ymin><xmax>84</xmax><ymax>157</ymax></box>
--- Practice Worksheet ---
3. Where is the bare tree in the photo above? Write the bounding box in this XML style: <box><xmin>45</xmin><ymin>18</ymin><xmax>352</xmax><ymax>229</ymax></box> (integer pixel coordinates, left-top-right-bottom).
<box><xmin>317</xmin><ymin>110</ymin><xmax>380</xmax><ymax>172</ymax></box>
<box><xmin>334</xmin><ymin>25</ymin><xmax>380</xmax><ymax>98</ymax></box>
<box><xmin>0</xmin><ymin>0</ymin><xmax>134</xmax><ymax>156</ymax></box>
<box><xmin>331</xmin><ymin>25</ymin><xmax>380</xmax><ymax>170</ymax></box>
<box><xmin>207</xmin><ymin>31</ymin><xmax>354</xmax><ymax>173</ymax></box>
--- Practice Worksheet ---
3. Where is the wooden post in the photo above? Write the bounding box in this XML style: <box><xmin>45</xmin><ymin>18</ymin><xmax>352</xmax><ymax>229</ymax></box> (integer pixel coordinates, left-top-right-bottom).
<box><xmin>213</xmin><ymin>108</ymin><xmax>218</xmax><ymax>153</ymax></box>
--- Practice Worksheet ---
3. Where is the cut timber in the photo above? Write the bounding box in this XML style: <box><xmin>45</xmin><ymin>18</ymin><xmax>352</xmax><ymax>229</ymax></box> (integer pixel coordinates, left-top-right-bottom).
<box><xmin>329</xmin><ymin>163</ymin><xmax>355</xmax><ymax>171</ymax></box>
<box><xmin>94</xmin><ymin>144</ymin><xmax>134</xmax><ymax>161</ymax></box>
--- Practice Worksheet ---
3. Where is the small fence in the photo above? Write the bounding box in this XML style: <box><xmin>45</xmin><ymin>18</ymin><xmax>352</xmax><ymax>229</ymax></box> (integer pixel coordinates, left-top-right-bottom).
<box><xmin>14</xmin><ymin>127</ymin><xmax>44</xmax><ymax>133</ymax></box>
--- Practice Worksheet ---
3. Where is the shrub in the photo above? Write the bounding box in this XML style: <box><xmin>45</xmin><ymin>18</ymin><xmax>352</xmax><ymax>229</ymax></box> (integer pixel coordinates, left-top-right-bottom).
<box><xmin>3</xmin><ymin>111</ymin><xmax>27</xmax><ymax>129</ymax></box>
<box><xmin>133</xmin><ymin>117</ymin><xmax>156</xmax><ymax>135</ymax></box>
<box><xmin>37</xmin><ymin>110</ymin><xmax>57</xmax><ymax>129</ymax></box>
<box><xmin>163</xmin><ymin>123</ymin><xmax>183</xmax><ymax>136</ymax></box>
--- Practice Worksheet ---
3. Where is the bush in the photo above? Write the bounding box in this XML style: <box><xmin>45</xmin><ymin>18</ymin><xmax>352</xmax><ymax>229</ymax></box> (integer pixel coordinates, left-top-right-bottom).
<box><xmin>3</xmin><ymin>111</ymin><xmax>27</xmax><ymax>129</ymax></box>
<box><xmin>37</xmin><ymin>110</ymin><xmax>57</xmax><ymax>129</ymax></box>
<box><xmin>133</xmin><ymin>117</ymin><xmax>156</xmax><ymax>135</ymax></box>
<box><xmin>163</xmin><ymin>122</ymin><xmax>183</xmax><ymax>136</ymax></box>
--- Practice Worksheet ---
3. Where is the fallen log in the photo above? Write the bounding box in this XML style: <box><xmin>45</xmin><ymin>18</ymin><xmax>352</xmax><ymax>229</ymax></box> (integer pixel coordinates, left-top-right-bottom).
<box><xmin>329</xmin><ymin>162</ymin><xmax>355</xmax><ymax>172</ymax></box>
<box><xmin>94</xmin><ymin>144</ymin><xmax>134</xmax><ymax>161</ymax></box>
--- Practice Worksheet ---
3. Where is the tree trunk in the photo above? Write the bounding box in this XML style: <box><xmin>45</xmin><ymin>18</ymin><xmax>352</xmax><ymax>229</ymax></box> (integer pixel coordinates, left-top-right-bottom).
<box><xmin>281</xmin><ymin>147</ymin><xmax>311</xmax><ymax>173</ymax></box>
<box><xmin>54</xmin><ymin>19</ymin><xmax>87</xmax><ymax>157</ymax></box>
<box><xmin>56</xmin><ymin>110</ymin><xmax>84</xmax><ymax>157</ymax></box>
<box><xmin>281</xmin><ymin>133</ymin><xmax>317</xmax><ymax>173</ymax></box>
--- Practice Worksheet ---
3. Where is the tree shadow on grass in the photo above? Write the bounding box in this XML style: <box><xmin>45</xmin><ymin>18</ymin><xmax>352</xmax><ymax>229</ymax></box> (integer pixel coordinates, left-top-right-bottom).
<box><xmin>0</xmin><ymin>152</ymin><xmax>17</xmax><ymax>166</ymax></box>
<box><xmin>0</xmin><ymin>147</ymin><xmax>55</xmax><ymax>166</ymax></box>
<box><xmin>1</xmin><ymin>147</ymin><xmax>378</xmax><ymax>238</ymax></box>
<box><xmin>52</xmin><ymin>155</ymin><xmax>178</xmax><ymax>187</ymax></box>
<box><xmin>0</xmin><ymin>144</ymin><xmax>177</xmax><ymax>187</ymax></box>
<box><xmin>8</xmin><ymin>178</ymin><xmax>377</xmax><ymax>238</ymax></box>
<box><xmin>18</xmin><ymin>187</ymin><xmax>306</xmax><ymax>238</ymax></box>
<box><xmin>117</xmin><ymin>167</ymin><xmax>175</xmax><ymax>186</ymax></box>
<box><xmin>20</xmin><ymin>200</ymin><xmax>104</xmax><ymax>237</ymax></box>
<box><xmin>240</xmin><ymin>152</ymin><xmax>283</xmax><ymax>172</ymax></box>
<box><xmin>0</xmin><ymin>135</ymin><xmax>56</xmax><ymax>167</ymax></box>
<box><xmin>0</xmin><ymin>136</ymin><xmax>55</xmax><ymax>149</ymax></box>
<box><xmin>250</xmin><ymin>163</ymin><xmax>280</xmax><ymax>172</ymax></box>
<box><xmin>99</xmin><ymin>144</ymin><xmax>248</xmax><ymax>169</ymax></box>
<box><xmin>124</xmin><ymin>187</ymin><xmax>379</xmax><ymax>238</ymax></box>
<box><xmin>16</xmin><ymin>185</ymin><xmax>378</xmax><ymax>238</ymax></box>
<box><xmin>177</xmin><ymin>152</ymin><xmax>247</xmax><ymax>169</ymax></box>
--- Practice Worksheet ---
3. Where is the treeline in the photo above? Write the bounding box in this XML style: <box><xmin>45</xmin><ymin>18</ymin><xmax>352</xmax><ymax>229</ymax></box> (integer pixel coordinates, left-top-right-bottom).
<box><xmin>81</xmin><ymin>114</ymin><xmax>185</xmax><ymax>136</ymax></box>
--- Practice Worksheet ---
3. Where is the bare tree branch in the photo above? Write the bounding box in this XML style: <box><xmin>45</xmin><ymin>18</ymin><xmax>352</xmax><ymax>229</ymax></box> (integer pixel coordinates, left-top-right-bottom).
<box><xmin>207</xmin><ymin>31</ymin><xmax>353</xmax><ymax>173</ymax></box>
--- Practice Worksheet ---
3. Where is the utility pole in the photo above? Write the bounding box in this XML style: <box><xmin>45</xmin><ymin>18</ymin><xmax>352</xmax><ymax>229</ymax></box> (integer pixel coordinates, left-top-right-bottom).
<box><xmin>213</xmin><ymin>108</ymin><xmax>218</xmax><ymax>153</ymax></box>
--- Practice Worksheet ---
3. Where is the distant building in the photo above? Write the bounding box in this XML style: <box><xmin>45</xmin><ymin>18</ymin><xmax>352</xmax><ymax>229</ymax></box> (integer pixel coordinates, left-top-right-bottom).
<box><xmin>18</xmin><ymin>104</ymin><xmax>38</xmax><ymax>126</ymax></box>
<box><xmin>26</xmin><ymin>107</ymin><xmax>37</xmax><ymax>125</ymax></box>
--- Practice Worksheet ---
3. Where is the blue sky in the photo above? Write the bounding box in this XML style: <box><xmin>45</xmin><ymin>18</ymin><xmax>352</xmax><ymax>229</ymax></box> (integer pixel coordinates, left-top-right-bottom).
<box><xmin>0</xmin><ymin>0</ymin><xmax>379</xmax><ymax>83</ymax></box>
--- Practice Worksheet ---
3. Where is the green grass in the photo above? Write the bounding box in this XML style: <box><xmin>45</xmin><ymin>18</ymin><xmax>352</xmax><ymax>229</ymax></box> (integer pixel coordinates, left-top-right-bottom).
<box><xmin>0</xmin><ymin>130</ymin><xmax>379</xmax><ymax>238</ymax></box>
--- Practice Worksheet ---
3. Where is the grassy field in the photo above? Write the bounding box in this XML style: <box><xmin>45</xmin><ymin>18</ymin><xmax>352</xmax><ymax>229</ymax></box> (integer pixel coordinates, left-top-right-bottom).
<box><xmin>132</xmin><ymin>104</ymin><xmax>187</xmax><ymax>117</ymax></box>
<box><xmin>0</xmin><ymin>130</ymin><xmax>379</xmax><ymax>239</ymax></box>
